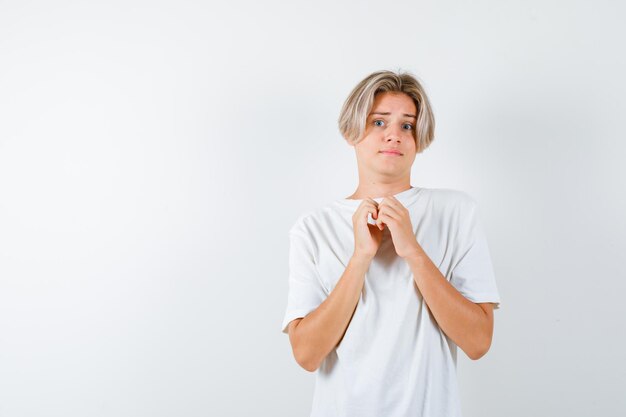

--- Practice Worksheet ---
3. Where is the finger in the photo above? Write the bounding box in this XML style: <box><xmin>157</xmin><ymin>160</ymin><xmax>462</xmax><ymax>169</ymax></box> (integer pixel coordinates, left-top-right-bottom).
<box><xmin>376</xmin><ymin>212</ymin><xmax>397</xmax><ymax>229</ymax></box>
<box><xmin>358</xmin><ymin>198</ymin><xmax>379</xmax><ymax>210</ymax></box>
<box><xmin>377</xmin><ymin>203</ymin><xmax>401</xmax><ymax>220</ymax></box>
<box><xmin>356</xmin><ymin>199</ymin><xmax>377</xmax><ymax>212</ymax></box>
<box><xmin>375</xmin><ymin>212</ymin><xmax>386</xmax><ymax>230</ymax></box>
<box><xmin>355</xmin><ymin>201</ymin><xmax>379</xmax><ymax>226</ymax></box>
<box><xmin>381</xmin><ymin>195</ymin><xmax>406</xmax><ymax>212</ymax></box>
<box><xmin>361</xmin><ymin>198</ymin><xmax>380</xmax><ymax>221</ymax></box>
<box><xmin>364</xmin><ymin>198</ymin><xmax>380</xmax><ymax>218</ymax></box>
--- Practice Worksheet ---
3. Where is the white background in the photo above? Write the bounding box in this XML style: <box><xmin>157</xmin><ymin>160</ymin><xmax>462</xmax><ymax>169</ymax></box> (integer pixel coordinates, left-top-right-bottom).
<box><xmin>1</xmin><ymin>1</ymin><xmax>625</xmax><ymax>416</ymax></box>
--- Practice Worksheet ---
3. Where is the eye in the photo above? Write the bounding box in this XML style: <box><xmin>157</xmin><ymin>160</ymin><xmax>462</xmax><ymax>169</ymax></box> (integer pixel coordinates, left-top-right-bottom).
<box><xmin>373</xmin><ymin>119</ymin><xmax>385</xmax><ymax>127</ymax></box>
<box><xmin>403</xmin><ymin>123</ymin><xmax>414</xmax><ymax>130</ymax></box>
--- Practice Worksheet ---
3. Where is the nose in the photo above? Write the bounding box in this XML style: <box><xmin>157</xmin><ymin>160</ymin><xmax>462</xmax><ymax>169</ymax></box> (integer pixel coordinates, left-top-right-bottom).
<box><xmin>384</xmin><ymin>124</ymin><xmax>403</xmax><ymax>142</ymax></box>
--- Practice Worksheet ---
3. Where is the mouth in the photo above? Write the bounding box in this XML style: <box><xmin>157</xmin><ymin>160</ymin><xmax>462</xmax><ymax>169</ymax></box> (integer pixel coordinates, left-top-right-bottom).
<box><xmin>379</xmin><ymin>150</ymin><xmax>403</xmax><ymax>156</ymax></box>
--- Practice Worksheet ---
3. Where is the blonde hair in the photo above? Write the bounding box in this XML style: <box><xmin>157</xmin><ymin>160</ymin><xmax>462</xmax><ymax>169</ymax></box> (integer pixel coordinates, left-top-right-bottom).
<box><xmin>338</xmin><ymin>69</ymin><xmax>435</xmax><ymax>152</ymax></box>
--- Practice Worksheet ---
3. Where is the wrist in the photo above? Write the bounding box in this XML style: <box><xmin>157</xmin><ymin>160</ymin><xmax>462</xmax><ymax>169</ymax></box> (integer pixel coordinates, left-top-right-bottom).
<box><xmin>402</xmin><ymin>244</ymin><xmax>427</xmax><ymax>263</ymax></box>
<box><xmin>351</xmin><ymin>252</ymin><xmax>374</xmax><ymax>265</ymax></box>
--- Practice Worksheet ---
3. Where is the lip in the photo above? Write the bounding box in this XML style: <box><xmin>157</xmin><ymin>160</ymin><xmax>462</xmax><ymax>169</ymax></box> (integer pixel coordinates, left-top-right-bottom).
<box><xmin>379</xmin><ymin>150</ymin><xmax>403</xmax><ymax>156</ymax></box>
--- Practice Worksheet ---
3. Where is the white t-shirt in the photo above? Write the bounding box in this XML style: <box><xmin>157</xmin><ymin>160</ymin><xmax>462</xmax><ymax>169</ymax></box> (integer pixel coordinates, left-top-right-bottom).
<box><xmin>281</xmin><ymin>186</ymin><xmax>501</xmax><ymax>417</ymax></box>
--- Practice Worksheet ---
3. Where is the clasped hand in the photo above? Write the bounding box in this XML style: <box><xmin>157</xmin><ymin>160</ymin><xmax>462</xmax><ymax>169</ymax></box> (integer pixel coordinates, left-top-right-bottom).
<box><xmin>353</xmin><ymin>195</ymin><xmax>422</xmax><ymax>260</ymax></box>
<box><xmin>374</xmin><ymin>195</ymin><xmax>421</xmax><ymax>258</ymax></box>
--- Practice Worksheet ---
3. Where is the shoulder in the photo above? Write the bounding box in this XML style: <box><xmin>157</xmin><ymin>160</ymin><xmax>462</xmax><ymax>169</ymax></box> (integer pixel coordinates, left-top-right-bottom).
<box><xmin>421</xmin><ymin>187</ymin><xmax>478</xmax><ymax>212</ymax></box>
<box><xmin>289</xmin><ymin>209</ymin><xmax>318</xmax><ymax>235</ymax></box>
<box><xmin>288</xmin><ymin>200</ymin><xmax>340</xmax><ymax>236</ymax></box>
<box><xmin>420</xmin><ymin>188</ymin><xmax>484</xmax><ymax>241</ymax></box>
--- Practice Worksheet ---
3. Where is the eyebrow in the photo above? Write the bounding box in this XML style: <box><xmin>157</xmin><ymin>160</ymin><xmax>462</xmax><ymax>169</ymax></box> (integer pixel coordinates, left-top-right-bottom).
<box><xmin>369</xmin><ymin>111</ymin><xmax>417</xmax><ymax>119</ymax></box>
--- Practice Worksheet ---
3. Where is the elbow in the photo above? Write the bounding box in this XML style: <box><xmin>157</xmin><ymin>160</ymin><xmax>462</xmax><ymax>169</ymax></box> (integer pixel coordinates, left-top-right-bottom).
<box><xmin>289</xmin><ymin>319</ymin><xmax>321</xmax><ymax>372</ymax></box>
<box><xmin>294</xmin><ymin>348</ymin><xmax>320</xmax><ymax>372</ymax></box>
<box><xmin>467</xmin><ymin>336</ymin><xmax>492</xmax><ymax>361</ymax></box>
<box><xmin>293</xmin><ymin>337</ymin><xmax>323</xmax><ymax>372</ymax></box>
<box><xmin>467</xmin><ymin>316</ymin><xmax>494</xmax><ymax>360</ymax></box>
<box><xmin>291</xmin><ymin>334</ymin><xmax>320</xmax><ymax>372</ymax></box>
<box><xmin>467</xmin><ymin>347</ymin><xmax>488</xmax><ymax>361</ymax></box>
<box><xmin>300</xmin><ymin>358</ymin><xmax>320</xmax><ymax>373</ymax></box>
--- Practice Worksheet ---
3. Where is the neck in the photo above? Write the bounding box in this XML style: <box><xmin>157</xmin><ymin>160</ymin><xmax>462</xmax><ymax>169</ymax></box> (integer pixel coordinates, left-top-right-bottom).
<box><xmin>347</xmin><ymin>180</ymin><xmax>412</xmax><ymax>200</ymax></box>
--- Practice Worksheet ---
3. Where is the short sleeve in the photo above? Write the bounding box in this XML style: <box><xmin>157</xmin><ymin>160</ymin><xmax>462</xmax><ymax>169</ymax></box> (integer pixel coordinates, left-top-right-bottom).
<box><xmin>280</xmin><ymin>226</ymin><xmax>328</xmax><ymax>334</ymax></box>
<box><xmin>449</xmin><ymin>199</ymin><xmax>502</xmax><ymax>309</ymax></box>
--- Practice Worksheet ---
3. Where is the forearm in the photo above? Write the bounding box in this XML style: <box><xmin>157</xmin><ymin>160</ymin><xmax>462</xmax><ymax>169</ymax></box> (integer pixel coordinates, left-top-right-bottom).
<box><xmin>293</xmin><ymin>255</ymin><xmax>371</xmax><ymax>371</ymax></box>
<box><xmin>405</xmin><ymin>248</ymin><xmax>492</xmax><ymax>360</ymax></box>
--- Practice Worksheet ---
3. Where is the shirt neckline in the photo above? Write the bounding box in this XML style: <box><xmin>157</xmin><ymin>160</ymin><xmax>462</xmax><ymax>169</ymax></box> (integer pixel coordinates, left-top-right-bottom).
<box><xmin>334</xmin><ymin>186</ymin><xmax>423</xmax><ymax>208</ymax></box>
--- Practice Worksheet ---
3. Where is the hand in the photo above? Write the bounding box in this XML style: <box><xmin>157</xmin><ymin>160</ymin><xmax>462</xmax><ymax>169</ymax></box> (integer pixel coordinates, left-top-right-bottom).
<box><xmin>352</xmin><ymin>198</ymin><xmax>384</xmax><ymax>260</ymax></box>
<box><xmin>375</xmin><ymin>195</ymin><xmax>421</xmax><ymax>258</ymax></box>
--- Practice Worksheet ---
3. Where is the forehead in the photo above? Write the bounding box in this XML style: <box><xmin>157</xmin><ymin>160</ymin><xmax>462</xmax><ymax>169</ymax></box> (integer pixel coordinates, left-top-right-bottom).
<box><xmin>369</xmin><ymin>92</ymin><xmax>416</xmax><ymax>116</ymax></box>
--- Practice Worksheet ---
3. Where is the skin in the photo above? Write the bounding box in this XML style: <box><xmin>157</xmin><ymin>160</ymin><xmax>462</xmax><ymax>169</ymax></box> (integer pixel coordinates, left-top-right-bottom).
<box><xmin>288</xmin><ymin>92</ymin><xmax>495</xmax><ymax>371</ymax></box>
<box><xmin>346</xmin><ymin>91</ymin><xmax>418</xmax><ymax>203</ymax></box>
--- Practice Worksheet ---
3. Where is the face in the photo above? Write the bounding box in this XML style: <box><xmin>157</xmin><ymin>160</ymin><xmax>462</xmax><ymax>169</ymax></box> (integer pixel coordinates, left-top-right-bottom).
<box><xmin>353</xmin><ymin>92</ymin><xmax>418</xmax><ymax>180</ymax></box>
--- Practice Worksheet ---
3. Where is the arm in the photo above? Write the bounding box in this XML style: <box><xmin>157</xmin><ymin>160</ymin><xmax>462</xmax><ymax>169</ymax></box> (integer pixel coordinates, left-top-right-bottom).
<box><xmin>405</xmin><ymin>249</ymin><xmax>494</xmax><ymax>360</ymax></box>
<box><xmin>287</xmin><ymin>254</ymin><xmax>372</xmax><ymax>372</ymax></box>
<box><xmin>374</xmin><ymin>194</ymin><xmax>496</xmax><ymax>361</ymax></box>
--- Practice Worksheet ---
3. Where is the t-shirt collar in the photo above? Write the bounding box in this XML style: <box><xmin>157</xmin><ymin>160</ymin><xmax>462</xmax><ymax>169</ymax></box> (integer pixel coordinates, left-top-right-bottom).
<box><xmin>335</xmin><ymin>186</ymin><xmax>422</xmax><ymax>208</ymax></box>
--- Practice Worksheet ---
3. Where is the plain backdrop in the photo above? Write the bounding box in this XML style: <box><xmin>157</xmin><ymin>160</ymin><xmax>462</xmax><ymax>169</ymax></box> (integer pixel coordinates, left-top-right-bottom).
<box><xmin>1</xmin><ymin>1</ymin><xmax>625</xmax><ymax>416</ymax></box>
